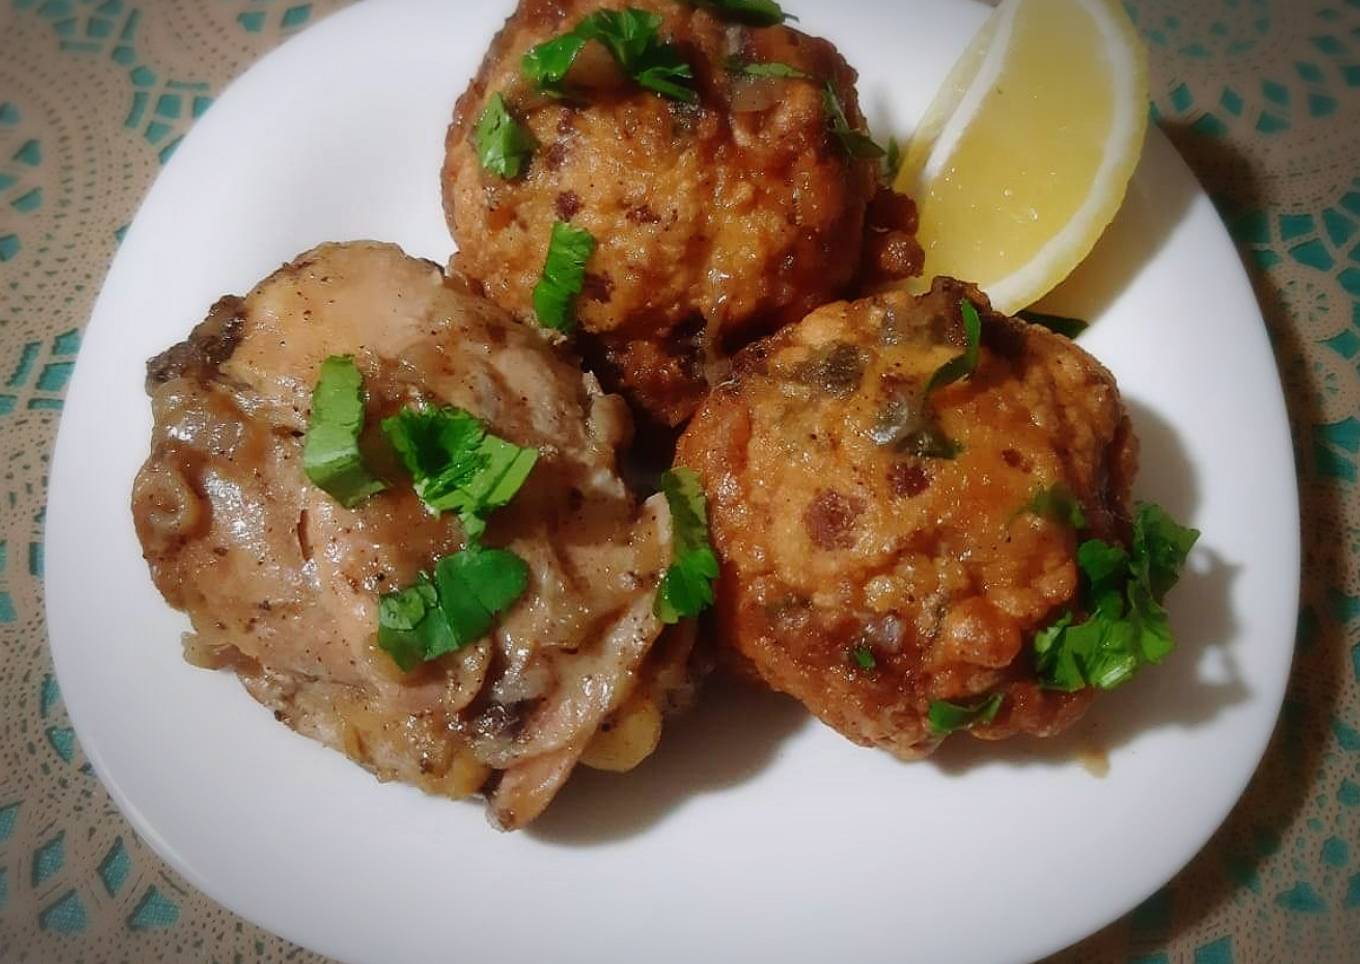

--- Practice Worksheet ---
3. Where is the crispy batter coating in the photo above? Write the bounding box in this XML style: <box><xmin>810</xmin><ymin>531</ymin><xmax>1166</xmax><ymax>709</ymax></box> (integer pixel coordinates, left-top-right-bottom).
<box><xmin>442</xmin><ymin>0</ymin><xmax>920</xmax><ymax>425</ymax></box>
<box><xmin>677</xmin><ymin>278</ymin><xmax>1139</xmax><ymax>757</ymax></box>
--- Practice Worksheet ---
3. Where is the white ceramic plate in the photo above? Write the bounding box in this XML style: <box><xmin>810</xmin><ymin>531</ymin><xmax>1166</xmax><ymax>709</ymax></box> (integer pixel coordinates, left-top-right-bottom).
<box><xmin>45</xmin><ymin>1</ymin><xmax>1299</xmax><ymax>962</ymax></box>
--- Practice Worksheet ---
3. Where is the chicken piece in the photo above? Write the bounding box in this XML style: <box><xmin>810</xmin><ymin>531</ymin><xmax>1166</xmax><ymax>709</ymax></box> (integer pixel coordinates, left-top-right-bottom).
<box><xmin>132</xmin><ymin>241</ymin><xmax>686</xmax><ymax>828</ymax></box>
<box><xmin>676</xmin><ymin>278</ymin><xmax>1139</xmax><ymax>757</ymax></box>
<box><xmin>442</xmin><ymin>0</ymin><xmax>922</xmax><ymax>426</ymax></box>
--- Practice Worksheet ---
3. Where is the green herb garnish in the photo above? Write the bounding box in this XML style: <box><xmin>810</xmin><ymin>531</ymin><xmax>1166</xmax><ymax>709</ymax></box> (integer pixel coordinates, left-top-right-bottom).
<box><xmin>851</xmin><ymin>644</ymin><xmax>877</xmax><ymax>670</ymax></box>
<box><xmin>884</xmin><ymin>136</ymin><xmax>903</xmax><ymax>183</ymax></box>
<box><xmin>522</xmin><ymin>32</ymin><xmax>590</xmax><ymax>92</ymax></box>
<box><xmin>382</xmin><ymin>405</ymin><xmax>538</xmax><ymax>539</ymax></box>
<box><xmin>378</xmin><ymin>547</ymin><xmax>529</xmax><ymax>672</ymax></box>
<box><xmin>533</xmin><ymin>221</ymin><xmax>598</xmax><ymax>333</ymax></box>
<box><xmin>822</xmin><ymin>82</ymin><xmax>885</xmax><ymax>159</ymax></box>
<box><xmin>1019</xmin><ymin>483</ymin><xmax>1088</xmax><ymax>530</ymax></box>
<box><xmin>655</xmin><ymin>467</ymin><xmax>720</xmax><ymax>624</ymax></box>
<box><xmin>523</xmin><ymin>9</ymin><xmax>697</xmax><ymax>102</ymax></box>
<box><xmin>302</xmin><ymin>356</ymin><xmax>387</xmax><ymax>508</ymax></box>
<box><xmin>473</xmin><ymin>92</ymin><xmax>536</xmax><ymax>179</ymax></box>
<box><xmin>1034</xmin><ymin>503</ymin><xmax>1200</xmax><ymax>692</ymax></box>
<box><xmin>725</xmin><ymin>57</ymin><xmax>808</xmax><ymax>79</ymax></box>
<box><xmin>927</xmin><ymin>693</ymin><xmax>1004</xmax><ymax>735</ymax></box>
<box><xmin>681</xmin><ymin>0</ymin><xmax>793</xmax><ymax>26</ymax></box>
<box><xmin>925</xmin><ymin>299</ymin><xmax>983</xmax><ymax>397</ymax></box>
<box><xmin>1019</xmin><ymin>309</ymin><xmax>1089</xmax><ymax>339</ymax></box>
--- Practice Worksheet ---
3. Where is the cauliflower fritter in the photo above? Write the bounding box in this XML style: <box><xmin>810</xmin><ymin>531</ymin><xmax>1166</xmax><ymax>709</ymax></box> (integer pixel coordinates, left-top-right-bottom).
<box><xmin>442</xmin><ymin>0</ymin><xmax>921</xmax><ymax>426</ymax></box>
<box><xmin>676</xmin><ymin>278</ymin><xmax>1139</xmax><ymax>757</ymax></box>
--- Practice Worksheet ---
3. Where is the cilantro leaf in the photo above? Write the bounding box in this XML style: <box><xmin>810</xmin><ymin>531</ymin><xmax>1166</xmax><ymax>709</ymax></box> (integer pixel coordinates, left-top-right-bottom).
<box><xmin>474</xmin><ymin>92</ymin><xmax>536</xmax><ymax>179</ymax></box>
<box><xmin>381</xmin><ymin>406</ymin><xmax>538</xmax><ymax>532</ymax></box>
<box><xmin>680</xmin><ymin>0</ymin><xmax>793</xmax><ymax>26</ymax></box>
<box><xmin>522</xmin><ymin>32</ymin><xmax>590</xmax><ymax>91</ymax></box>
<box><xmin>925</xmin><ymin>299</ymin><xmax>983</xmax><ymax>397</ymax></box>
<box><xmin>302</xmin><ymin>356</ymin><xmax>387</xmax><ymax>508</ymax></box>
<box><xmin>378</xmin><ymin>548</ymin><xmax>530</xmax><ymax>672</ymax></box>
<box><xmin>533</xmin><ymin>221</ymin><xmax>598</xmax><ymax>332</ymax></box>
<box><xmin>523</xmin><ymin>9</ymin><xmax>697</xmax><ymax>102</ymax></box>
<box><xmin>1019</xmin><ymin>309</ymin><xmax>1089</xmax><ymax>339</ymax></box>
<box><xmin>434</xmin><ymin>546</ymin><xmax>530</xmax><ymax>644</ymax></box>
<box><xmin>377</xmin><ymin>575</ymin><xmax>457</xmax><ymax>672</ymax></box>
<box><xmin>851</xmin><ymin>644</ymin><xmax>877</xmax><ymax>670</ymax></box>
<box><xmin>822</xmin><ymin>82</ymin><xmax>885</xmax><ymax>159</ymax></box>
<box><xmin>1019</xmin><ymin>483</ymin><xmax>1088</xmax><ymax>530</ymax></box>
<box><xmin>883</xmin><ymin>136</ymin><xmax>903</xmax><ymax>183</ymax></box>
<box><xmin>725</xmin><ymin>57</ymin><xmax>808</xmax><ymax>79</ymax></box>
<box><xmin>1131</xmin><ymin>502</ymin><xmax>1200</xmax><ymax>601</ymax></box>
<box><xmin>1033</xmin><ymin>502</ymin><xmax>1199</xmax><ymax>692</ymax></box>
<box><xmin>927</xmin><ymin>693</ymin><xmax>1004</xmax><ymax>735</ymax></box>
<box><xmin>655</xmin><ymin>467</ymin><xmax>720</xmax><ymax>624</ymax></box>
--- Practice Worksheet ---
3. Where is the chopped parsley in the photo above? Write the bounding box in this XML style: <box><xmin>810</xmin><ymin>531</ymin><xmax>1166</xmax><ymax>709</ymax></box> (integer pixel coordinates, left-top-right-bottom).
<box><xmin>925</xmin><ymin>299</ymin><xmax>983</xmax><ymax>397</ymax></box>
<box><xmin>378</xmin><ymin>546</ymin><xmax>529</xmax><ymax>672</ymax></box>
<box><xmin>725</xmin><ymin>57</ymin><xmax>808</xmax><ymax>79</ymax></box>
<box><xmin>822</xmin><ymin>82</ymin><xmax>885</xmax><ymax>159</ymax></box>
<box><xmin>522</xmin><ymin>31</ymin><xmax>590</xmax><ymax>91</ymax></box>
<box><xmin>927</xmin><ymin>693</ymin><xmax>1004</xmax><ymax>735</ymax></box>
<box><xmin>1034</xmin><ymin>503</ymin><xmax>1200</xmax><ymax>692</ymax></box>
<box><xmin>533</xmin><ymin>221</ymin><xmax>598</xmax><ymax>333</ymax></box>
<box><xmin>851</xmin><ymin>644</ymin><xmax>877</xmax><ymax>670</ymax></box>
<box><xmin>302</xmin><ymin>356</ymin><xmax>387</xmax><ymax>508</ymax></box>
<box><xmin>654</xmin><ymin>467</ymin><xmax>720</xmax><ymax>624</ymax></box>
<box><xmin>523</xmin><ymin>8</ymin><xmax>697</xmax><ymax>102</ymax></box>
<box><xmin>680</xmin><ymin>0</ymin><xmax>794</xmax><ymax>26</ymax></box>
<box><xmin>883</xmin><ymin>136</ymin><xmax>903</xmax><ymax>183</ymax></box>
<box><xmin>1019</xmin><ymin>483</ymin><xmax>1088</xmax><ymax>530</ymax></box>
<box><xmin>473</xmin><ymin>92</ymin><xmax>536</xmax><ymax>179</ymax></box>
<box><xmin>1019</xmin><ymin>309</ymin><xmax>1089</xmax><ymax>339</ymax></box>
<box><xmin>381</xmin><ymin>405</ymin><xmax>538</xmax><ymax>539</ymax></box>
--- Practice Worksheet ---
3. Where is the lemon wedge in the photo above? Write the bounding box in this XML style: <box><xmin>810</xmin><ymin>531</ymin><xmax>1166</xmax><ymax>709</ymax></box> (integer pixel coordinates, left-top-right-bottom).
<box><xmin>898</xmin><ymin>0</ymin><xmax>1149</xmax><ymax>315</ymax></box>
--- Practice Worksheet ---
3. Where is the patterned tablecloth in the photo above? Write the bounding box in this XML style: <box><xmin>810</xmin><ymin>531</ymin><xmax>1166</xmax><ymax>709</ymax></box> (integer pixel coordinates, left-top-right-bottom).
<box><xmin>0</xmin><ymin>0</ymin><xmax>1356</xmax><ymax>961</ymax></box>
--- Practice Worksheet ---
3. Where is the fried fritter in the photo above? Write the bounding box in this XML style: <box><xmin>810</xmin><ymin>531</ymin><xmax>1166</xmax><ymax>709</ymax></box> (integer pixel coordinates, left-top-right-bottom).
<box><xmin>677</xmin><ymin>278</ymin><xmax>1139</xmax><ymax>757</ymax></box>
<box><xmin>442</xmin><ymin>0</ymin><xmax>921</xmax><ymax>426</ymax></box>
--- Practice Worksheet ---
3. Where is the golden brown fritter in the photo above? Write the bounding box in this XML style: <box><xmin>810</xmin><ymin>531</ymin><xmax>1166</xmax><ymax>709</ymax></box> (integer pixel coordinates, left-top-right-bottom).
<box><xmin>677</xmin><ymin>278</ymin><xmax>1139</xmax><ymax>757</ymax></box>
<box><xmin>442</xmin><ymin>0</ymin><xmax>921</xmax><ymax>426</ymax></box>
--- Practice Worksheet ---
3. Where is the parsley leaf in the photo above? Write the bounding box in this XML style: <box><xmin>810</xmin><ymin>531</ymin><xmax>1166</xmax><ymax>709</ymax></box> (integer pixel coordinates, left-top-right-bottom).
<box><xmin>533</xmin><ymin>221</ymin><xmax>598</xmax><ymax>332</ymax></box>
<box><xmin>381</xmin><ymin>405</ymin><xmax>538</xmax><ymax>536</ymax></box>
<box><xmin>680</xmin><ymin>0</ymin><xmax>793</xmax><ymax>26</ymax></box>
<box><xmin>523</xmin><ymin>9</ymin><xmax>697</xmax><ymax>102</ymax></box>
<box><xmin>522</xmin><ymin>32</ymin><xmax>589</xmax><ymax>91</ymax></box>
<box><xmin>377</xmin><ymin>547</ymin><xmax>529</xmax><ymax>672</ymax></box>
<box><xmin>655</xmin><ymin>467</ymin><xmax>720</xmax><ymax>624</ymax></box>
<box><xmin>1019</xmin><ymin>483</ymin><xmax>1088</xmax><ymax>530</ymax></box>
<box><xmin>725</xmin><ymin>57</ymin><xmax>808</xmax><ymax>79</ymax></box>
<box><xmin>474</xmin><ymin>92</ymin><xmax>536</xmax><ymax>179</ymax></box>
<box><xmin>925</xmin><ymin>299</ymin><xmax>983</xmax><ymax>397</ymax></box>
<box><xmin>1033</xmin><ymin>503</ymin><xmax>1200</xmax><ymax>692</ymax></box>
<box><xmin>302</xmin><ymin>356</ymin><xmax>387</xmax><ymax>508</ymax></box>
<box><xmin>1019</xmin><ymin>309</ymin><xmax>1089</xmax><ymax>339</ymax></box>
<box><xmin>822</xmin><ymin>82</ymin><xmax>885</xmax><ymax>159</ymax></box>
<box><xmin>851</xmin><ymin>644</ymin><xmax>877</xmax><ymax>670</ymax></box>
<box><xmin>377</xmin><ymin>575</ymin><xmax>457</xmax><ymax>672</ymax></box>
<box><xmin>883</xmin><ymin>136</ymin><xmax>903</xmax><ymax>183</ymax></box>
<box><xmin>927</xmin><ymin>693</ymin><xmax>1004</xmax><ymax>735</ymax></box>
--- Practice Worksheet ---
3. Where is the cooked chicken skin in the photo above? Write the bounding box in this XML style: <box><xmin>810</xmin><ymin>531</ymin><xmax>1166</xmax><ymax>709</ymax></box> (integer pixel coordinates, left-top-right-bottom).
<box><xmin>677</xmin><ymin>278</ymin><xmax>1139</xmax><ymax>757</ymax></box>
<box><xmin>132</xmin><ymin>242</ymin><xmax>689</xmax><ymax>828</ymax></box>
<box><xmin>442</xmin><ymin>0</ymin><xmax>921</xmax><ymax>426</ymax></box>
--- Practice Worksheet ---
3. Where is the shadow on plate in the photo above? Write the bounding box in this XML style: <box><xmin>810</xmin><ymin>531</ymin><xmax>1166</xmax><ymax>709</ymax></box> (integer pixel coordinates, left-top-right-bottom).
<box><xmin>1032</xmin><ymin>132</ymin><xmax>1200</xmax><ymax>324</ymax></box>
<box><xmin>529</xmin><ymin>678</ymin><xmax>808</xmax><ymax>845</ymax></box>
<box><xmin>930</xmin><ymin>398</ymin><xmax>1249</xmax><ymax>774</ymax></box>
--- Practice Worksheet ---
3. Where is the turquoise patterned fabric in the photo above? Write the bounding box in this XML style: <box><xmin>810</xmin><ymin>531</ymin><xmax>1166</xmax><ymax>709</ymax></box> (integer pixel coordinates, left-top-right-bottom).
<box><xmin>0</xmin><ymin>1</ymin><xmax>1356</xmax><ymax>961</ymax></box>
